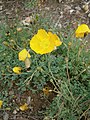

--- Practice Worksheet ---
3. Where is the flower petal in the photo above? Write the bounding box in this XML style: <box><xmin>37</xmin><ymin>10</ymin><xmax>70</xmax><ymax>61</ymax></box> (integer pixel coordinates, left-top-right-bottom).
<box><xmin>18</xmin><ymin>49</ymin><xmax>31</xmax><ymax>61</ymax></box>
<box><xmin>0</xmin><ymin>100</ymin><xmax>3</xmax><ymax>108</ymax></box>
<box><xmin>30</xmin><ymin>29</ymin><xmax>62</xmax><ymax>54</ymax></box>
<box><xmin>37</xmin><ymin>29</ymin><xmax>49</xmax><ymax>40</ymax></box>
<box><xmin>30</xmin><ymin>29</ymin><xmax>54</xmax><ymax>54</ymax></box>
<box><xmin>20</xmin><ymin>103</ymin><xmax>28</xmax><ymax>111</ymax></box>
<box><xmin>75</xmin><ymin>24</ymin><xmax>90</xmax><ymax>38</ymax></box>
<box><xmin>76</xmin><ymin>33</ymin><xmax>84</xmax><ymax>38</ymax></box>
<box><xmin>48</xmin><ymin>32</ymin><xmax>62</xmax><ymax>46</ymax></box>
<box><xmin>13</xmin><ymin>67</ymin><xmax>22</xmax><ymax>74</ymax></box>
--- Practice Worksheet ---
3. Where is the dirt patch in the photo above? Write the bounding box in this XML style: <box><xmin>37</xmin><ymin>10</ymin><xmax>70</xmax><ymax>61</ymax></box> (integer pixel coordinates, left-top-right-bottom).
<box><xmin>1</xmin><ymin>0</ymin><xmax>90</xmax><ymax>27</ymax></box>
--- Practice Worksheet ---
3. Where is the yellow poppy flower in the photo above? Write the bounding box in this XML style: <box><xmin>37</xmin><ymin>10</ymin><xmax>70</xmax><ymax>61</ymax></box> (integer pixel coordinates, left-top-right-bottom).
<box><xmin>30</xmin><ymin>29</ymin><xmax>54</xmax><ymax>54</ymax></box>
<box><xmin>19</xmin><ymin>103</ymin><xmax>28</xmax><ymax>111</ymax></box>
<box><xmin>0</xmin><ymin>100</ymin><xmax>3</xmax><ymax>108</ymax></box>
<box><xmin>30</xmin><ymin>29</ymin><xmax>62</xmax><ymax>54</ymax></box>
<box><xmin>48</xmin><ymin>32</ymin><xmax>62</xmax><ymax>47</ymax></box>
<box><xmin>75</xmin><ymin>24</ymin><xmax>90</xmax><ymax>38</ymax></box>
<box><xmin>18</xmin><ymin>49</ymin><xmax>31</xmax><ymax>61</ymax></box>
<box><xmin>13</xmin><ymin>67</ymin><xmax>22</xmax><ymax>74</ymax></box>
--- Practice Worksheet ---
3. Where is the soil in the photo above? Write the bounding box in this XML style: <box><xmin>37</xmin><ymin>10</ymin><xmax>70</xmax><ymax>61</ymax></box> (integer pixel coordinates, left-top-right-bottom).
<box><xmin>0</xmin><ymin>0</ymin><xmax>90</xmax><ymax>27</ymax></box>
<box><xmin>0</xmin><ymin>0</ymin><xmax>90</xmax><ymax>120</ymax></box>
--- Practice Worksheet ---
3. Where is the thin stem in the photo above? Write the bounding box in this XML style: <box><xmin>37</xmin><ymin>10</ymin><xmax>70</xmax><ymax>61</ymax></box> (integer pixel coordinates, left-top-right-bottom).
<box><xmin>75</xmin><ymin>69</ymin><xmax>87</xmax><ymax>80</ymax></box>
<box><xmin>48</xmin><ymin>54</ymin><xmax>61</xmax><ymax>92</ymax></box>
<box><xmin>65</xmin><ymin>56</ymin><xmax>70</xmax><ymax>82</ymax></box>
<box><xmin>24</xmin><ymin>69</ymin><xmax>37</xmax><ymax>84</ymax></box>
<box><xmin>79</xmin><ymin>105</ymin><xmax>90</xmax><ymax>120</ymax></box>
<box><xmin>64</xmin><ymin>81</ymin><xmax>74</xmax><ymax>100</ymax></box>
<box><xmin>53</xmin><ymin>102</ymin><xmax>64</xmax><ymax>119</ymax></box>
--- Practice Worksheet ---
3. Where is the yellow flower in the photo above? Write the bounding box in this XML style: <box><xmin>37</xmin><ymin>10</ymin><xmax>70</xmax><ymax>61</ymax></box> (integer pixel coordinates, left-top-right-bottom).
<box><xmin>30</xmin><ymin>29</ymin><xmax>62</xmax><ymax>54</ymax></box>
<box><xmin>75</xmin><ymin>24</ymin><xmax>90</xmax><ymax>38</ymax></box>
<box><xmin>0</xmin><ymin>100</ymin><xmax>3</xmax><ymax>108</ymax></box>
<box><xmin>30</xmin><ymin>29</ymin><xmax>54</xmax><ymax>54</ymax></box>
<box><xmin>18</xmin><ymin>49</ymin><xmax>31</xmax><ymax>61</ymax></box>
<box><xmin>19</xmin><ymin>103</ymin><xmax>28</xmax><ymax>111</ymax></box>
<box><xmin>48</xmin><ymin>32</ymin><xmax>62</xmax><ymax>47</ymax></box>
<box><xmin>13</xmin><ymin>67</ymin><xmax>22</xmax><ymax>74</ymax></box>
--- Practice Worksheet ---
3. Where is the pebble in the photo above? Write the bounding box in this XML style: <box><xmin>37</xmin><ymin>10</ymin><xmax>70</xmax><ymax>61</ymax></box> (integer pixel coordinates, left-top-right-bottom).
<box><xmin>82</xmin><ymin>3</ymin><xmax>89</xmax><ymax>12</ymax></box>
<box><xmin>58</xmin><ymin>23</ymin><xmax>62</xmax><ymax>29</ymax></box>
<box><xmin>13</xmin><ymin>110</ymin><xmax>17</xmax><ymax>114</ymax></box>
<box><xmin>88</xmin><ymin>13</ymin><xmax>90</xmax><ymax>17</ymax></box>
<box><xmin>45</xmin><ymin>7</ymin><xmax>50</xmax><ymax>10</ymax></box>
<box><xmin>0</xmin><ymin>6</ymin><xmax>2</xmax><ymax>11</ymax></box>
<box><xmin>70</xmin><ymin>9</ymin><xmax>74</xmax><ymax>14</ymax></box>
<box><xmin>3</xmin><ymin>112</ymin><xmax>9</xmax><ymax>120</ymax></box>
<box><xmin>0</xmin><ymin>1</ymin><xmax>2</xmax><ymax>4</ymax></box>
<box><xmin>75</xmin><ymin>6</ymin><xmax>81</xmax><ymax>11</ymax></box>
<box><xmin>58</xmin><ymin>0</ymin><xmax>62</xmax><ymax>3</ymax></box>
<box><xmin>76</xmin><ymin>10</ymin><xmax>81</xmax><ymax>16</ymax></box>
<box><xmin>64</xmin><ymin>5</ymin><xmax>71</xmax><ymax>11</ymax></box>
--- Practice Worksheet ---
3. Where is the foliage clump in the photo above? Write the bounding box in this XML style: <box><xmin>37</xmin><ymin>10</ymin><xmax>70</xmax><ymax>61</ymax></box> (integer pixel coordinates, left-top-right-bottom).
<box><xmin>0</xmin><ymin>15</ymin><xmax>90</xmax><ymax>120</ymax></box>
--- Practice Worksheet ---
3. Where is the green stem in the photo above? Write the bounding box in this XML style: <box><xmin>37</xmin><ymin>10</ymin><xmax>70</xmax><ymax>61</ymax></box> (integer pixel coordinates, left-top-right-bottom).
<box><xmin>48</xmin><ymin>54</ymin><xmax>61</xmax><ymax>93</ymax></box>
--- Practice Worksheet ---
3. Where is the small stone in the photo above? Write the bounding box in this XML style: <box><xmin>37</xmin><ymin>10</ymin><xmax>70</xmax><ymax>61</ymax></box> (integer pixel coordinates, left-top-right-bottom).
<box><xmin>6</xmin><ymin>12</ymin><xmax>11</xmax><ymax>15</ymax></box>
<box><xmin>88</xmin><ymin>13</ymin><xmax>90</xmax><ymax>17</ymax></box>
<box><xmin>27</xmin><ymin>96</ymin><xmax>31</xmax><ymax>105</ymax></box>
<box><xmin>58</xmin><ymin>23</ymin><xmax>62</xmax><ymax>28</ymax></box>
<box><xmin>13</xmin><ymin>110</ymin><xmax>17</xmax><ymax>114</ymax></box>
<box><xmin>45</xmin><ymin>7</ymin><xmax>50</xmax><ymax>10</ymax></box>
<box><xmin>76</xmin><ymin>10</ymin><xmax>81</xmax><ymax>16</ymax></box>
<box><xmin>3</xmin><ymin>112</ymin><xmax>9</xmax><ymax>120</ymax></box>
<box><xmin>0</xmin><ymin>6</ymin><xmax>2</xmax><ymax>11</ymax></box>
<box><xmin>64</xmin><ymin>5</ymin><xmax>71</xmax><ymax>11</ymax></box>
<box><xmin>0</xmin><ymin>1</ymin><xmax>3</xmax><ymax>4</ymax></box>
<box><xmin>82</xmin><ymin>3</ymin><xmax>89</xmax><ymax>12</ymax></box>
<box><xmin>75</xmin><ymin>6</ymin><xmax>81</xmax><ymax>11</ymax></box>
<box><xmin>58</xmin><ymin>0</ymin><xmax>62</xmax><ymax>3</ymax></box>
<box><xmin>70</xmin><ymin>9</ymin><xmax>74</xmax><ymax>14</ymax></box>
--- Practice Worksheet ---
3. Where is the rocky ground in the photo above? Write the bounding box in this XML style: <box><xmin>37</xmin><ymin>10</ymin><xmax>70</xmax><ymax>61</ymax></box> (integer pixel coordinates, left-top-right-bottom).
<box><xmin>0</xmin><ymin>0</ymin><xmax>90</xmax><ymax>28</ymax></box>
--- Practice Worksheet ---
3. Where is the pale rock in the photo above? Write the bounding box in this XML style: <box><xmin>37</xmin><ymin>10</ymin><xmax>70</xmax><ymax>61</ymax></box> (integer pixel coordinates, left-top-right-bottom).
<box><xmin>88</xmin><ymin>13</ymin><xmax>90</xmax><ymax>17</ymax></box>
<box><xmin>13</xmin><ymin>110</ymin><xmax>17</xmax><ymax>114</ymax></box>
<box><xmin>45</xmin><ymin>7</ymin><xmax>50</xmax><ymax>10</ymax></box>
<box><xmin>75</xmin><ymin>6</ymin><xmax>81</xmax><ymax>11</ymax></box>
<box><xmin>0</xmin><ymin>6</ymin><xmax>2</xmax><ymax>11</ymax></box>
<box><xmin>70</xmin><ymin>9</ymin><xmax>74</xmax><ymax>14</ymax></box>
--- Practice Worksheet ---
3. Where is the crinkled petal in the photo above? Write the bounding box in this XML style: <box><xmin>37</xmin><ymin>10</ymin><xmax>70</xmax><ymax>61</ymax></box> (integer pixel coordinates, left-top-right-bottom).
<box><xmin>13</xmin><ymin>67</ymin><xmax>22</xmax><ymax>74</ymax></box>
<box><xmin>20</xmin><ymin>103</ymin><xmax>28</xmax><ymax>111</ymax></box>
<box><xmin>76</xmin><ymin>33</ymin><xmax>84</xmax><ymax>38</ymax></box>
<box><xmin>75</xmin><ymin>24</ymin><xmax>90</xmax><ymax>38</ymax></box>
<box><xmin>0</xmin><ymin>100</ymin><xmax>3</xmax><ymax>108</ymax></box>
<box><xmin>19</xmin><ymin>49</ymin><xmax>31</xmax><ymax>61</ymax></box>
<box><xmin>30</xmin><ymin>29</ymin><xmax>62</xmax><ymax>54</ymax></box>
<box><xmin>48</xmin><ymin>32</ymin><xmax>62</xmax><ymax>46</ymax></box>
<box><xmin>30</xmin><ymin>35</ymin><xmax>41</xmax><ymax>54</ymax></box>
<box><xmin>37</xmin><ymin>29</ymin><xmax>49</xmax><ymax>40</ymax></box>
<box><xmin>30</xmin><ymin>29</ymin><xmax>54</xmax><ymax>54</ymax></box>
